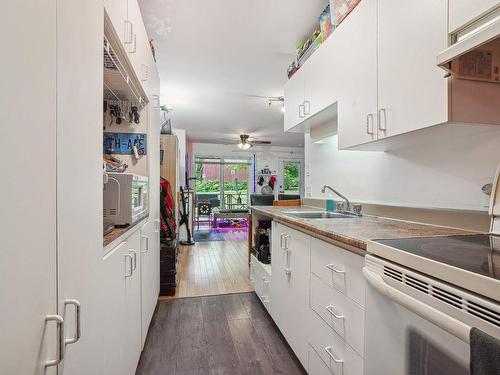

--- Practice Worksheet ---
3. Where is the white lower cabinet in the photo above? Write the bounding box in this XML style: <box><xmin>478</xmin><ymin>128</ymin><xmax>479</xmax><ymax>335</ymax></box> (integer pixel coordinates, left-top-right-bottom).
<box><xmin>250</xmin><ymin>255</ymin><xmax>272</xmax><ymax>310</ymax></box>
<box><xmin>101</xmin><ymin>231</ymin><xmax>142</xmax><ymax>375</ymax></box>
<box><xmin>140</xmin><ymin>220</ymin><xmax>160</xmax><ymax>347</ymax></box>
<box><xmin>269</xmin><ymin>222</ymin><xmax>365</xmax><ymax>374</ymax></box>
<box><xmin>270</xmin><ymin>222</ymin><xmax>310</xmax><ymax>368</ymax></box>
<box><xmin>310</xmin><ymin>238</ymin><xmax>366</xmax><ymax>307</ymax></box>
<box><xmin>310</xmin><ymin>274</ymin><xmax>365</xmax><ymax>356</ymax></box>
<box><xmin>309</xmin><ymin>345</ymin><xmax>334</xmax><ymax>375</ymax></box>
<box><xmin>309</xmin><ymin>311</ymin><xmax>364</xmax><ymax>375</ymax></box>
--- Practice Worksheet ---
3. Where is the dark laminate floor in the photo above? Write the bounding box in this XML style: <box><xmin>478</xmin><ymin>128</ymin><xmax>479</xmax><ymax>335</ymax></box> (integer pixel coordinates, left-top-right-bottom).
<box><xmin>136</xmin><ymin>292</ymin><xmax>306</xmax><ymax>375</ymax></box>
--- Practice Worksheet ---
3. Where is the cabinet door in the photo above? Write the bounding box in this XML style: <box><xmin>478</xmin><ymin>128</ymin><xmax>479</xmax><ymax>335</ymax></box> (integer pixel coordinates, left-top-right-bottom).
<box><xmin>270</xmin><ymin>222</ymin><xmax>287</xmax><ymax>325</ymax></box>
<box><xmin>270</xmin><ymin>222</ymin><xmax>310</xmax><ymax>367</ymax></box>
<box><xmin>140</xmin><ymin>221</ymin><xmax>159</xmax><ymax>347</ymax></box>
<box><xmin>449</xmin><ymin>0</ymin><xmax>500</xmax><ymax>33</ymax></box>
<box><xmin>127</xmin><ymin>0</ymin><xmax>152</xmax><ymax>84</ymax></box>
<box><xmin>103</xmin><ymin>0</ymin><xmax>129</xmax><ymax>47</ymax></box>
<box><xmin>2</xmin><ymin>1</ymin><xmax>58</xmax><ymax>373</ymax></box>
<box><xmin>377</xmin><ymin>0</ymin><xmax>448</xmax><ymax>139</ymax></box>
<box><xmin>303</xmin><ymin>37</ymin><xmax>339</xmax><ymax>120</ymax></box>
<box><xmin>284</xmin><ymin>68</ymin><xmax>305</xmax><ymax>131</ymax></box>
<box><xmin>56</xmin><ymin>1</ymin><xmax>107</xmax><ymax>374</ymax></box>
<box><xmin>124</xmin><ymin>232</ymin><xmax>143</xmax><ymax>373</ymax></box>
<box><xmin>336</xmin><ymin>0</ymin><xmax>378</xmax><ymax>149</ymax></box>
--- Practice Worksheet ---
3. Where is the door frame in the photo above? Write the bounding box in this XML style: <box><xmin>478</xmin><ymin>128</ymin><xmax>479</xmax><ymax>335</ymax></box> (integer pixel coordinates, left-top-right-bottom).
<box><xmin>278</xmin><ymin>158</ymin><xmax>305</xmax><ymax>198</ymax></box>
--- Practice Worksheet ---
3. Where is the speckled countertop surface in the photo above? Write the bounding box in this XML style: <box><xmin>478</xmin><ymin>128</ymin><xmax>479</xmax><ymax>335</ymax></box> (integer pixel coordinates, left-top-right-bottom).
<box><xmin>250</xmin><ymin>205</ymin><xmax>478</xmax><ymax>251</ymax></box>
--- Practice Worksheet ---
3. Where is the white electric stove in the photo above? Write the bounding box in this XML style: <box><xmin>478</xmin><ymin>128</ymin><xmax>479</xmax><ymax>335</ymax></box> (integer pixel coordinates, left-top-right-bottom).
<box><xmin>363</xmin><ymin>165</ymin><xmax>500</xmax><ymax>374</ymax></box>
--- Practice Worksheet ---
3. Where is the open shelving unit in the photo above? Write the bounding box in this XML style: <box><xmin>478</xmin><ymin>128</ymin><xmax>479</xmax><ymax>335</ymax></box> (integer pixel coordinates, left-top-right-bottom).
<box><xmin>103</xmin><ymin>35</ymin><xmax>148</xmax><ymax>108</ymax></box>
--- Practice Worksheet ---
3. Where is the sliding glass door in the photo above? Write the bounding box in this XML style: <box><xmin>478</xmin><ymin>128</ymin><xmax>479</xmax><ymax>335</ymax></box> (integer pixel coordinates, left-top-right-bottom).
<box><xmin>195</xmin><ymin>157</ymin><xmax>251</xmax><ymax>211</ymax></box>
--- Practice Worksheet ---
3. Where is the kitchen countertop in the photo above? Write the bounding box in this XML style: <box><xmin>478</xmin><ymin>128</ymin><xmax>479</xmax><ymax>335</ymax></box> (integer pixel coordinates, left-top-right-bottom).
<box><xmin>250</xmin><ymin>205</ymin><xmax>478</xmax><ymax>252</ymax></box>
<box><xmin>103</xmin><ymin>218</ymin><xmax>146</xmax><ymax>248</ymax></box>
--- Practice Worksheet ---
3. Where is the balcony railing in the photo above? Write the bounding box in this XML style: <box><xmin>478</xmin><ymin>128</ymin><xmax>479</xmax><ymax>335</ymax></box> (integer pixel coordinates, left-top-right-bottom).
<box><xmin>196</xmin><ymin>191</ymin><xmax>248</xmax><ymax>211</ymax></box>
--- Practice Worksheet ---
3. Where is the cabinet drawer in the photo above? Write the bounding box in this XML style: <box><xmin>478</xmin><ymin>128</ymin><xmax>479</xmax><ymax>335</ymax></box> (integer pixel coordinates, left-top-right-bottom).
<box><xmin>250</xmin><ymin>255</ymin><xmax>271</xmax><ymax>310</ymax></box>
<box><xmin>309</xmin><ymin>345</ymin><xmax>333</xmax><ymax>375</ymax></box>
<box><xmin>309</xmin><ymin>311</ymin><xmax>363</xmax><ymax>375</ymax></box>
<box><xmin>311</xmin><ymin>274</ymin><xmax>365</xmax><ymax>356</ymax></box>
<box><xmin>310</xmin><ymin>238</ymin><xmax>365</xmax><ymax>306</ymax></box>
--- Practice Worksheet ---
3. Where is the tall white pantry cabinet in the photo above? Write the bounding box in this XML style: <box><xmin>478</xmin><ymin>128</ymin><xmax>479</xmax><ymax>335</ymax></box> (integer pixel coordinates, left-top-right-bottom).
<box><xmin>1</xmin><ymin>1</ymin><xmax>161</xmax><ymax>374</ymax></box>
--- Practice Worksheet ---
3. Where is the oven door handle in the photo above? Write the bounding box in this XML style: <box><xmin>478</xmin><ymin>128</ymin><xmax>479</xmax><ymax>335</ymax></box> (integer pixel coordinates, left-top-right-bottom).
<box><xmin>362</xmin><ymin>267</ymin><xmax>471</xmax><ymax>343</ymax></box>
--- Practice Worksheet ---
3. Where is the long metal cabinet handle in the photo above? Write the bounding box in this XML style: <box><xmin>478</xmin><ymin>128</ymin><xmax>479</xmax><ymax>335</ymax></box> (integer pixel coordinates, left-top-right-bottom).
<box><xmin>124</xmin><ymin>20</ymin><xmax>133</xmax><ymax>44</ymax></box>
<box><xmin>299</xmin><ymin>104</ymin><xmax>305</xmax><ymax>118</ymax></box>
<box><xmin>284</xmin><ymin>249</ymin><xmax>291</xmax><ymax>275</ymax></box>
<box><xmin>130</xmin><ymin>33</ymin><xmax>137</xmax><ymax>53</ymax></box>
<box><xmin>366</xmin><ymin>114</ymin><xmax>374</xmax><ymax>135</ymax></box>
<box><xmin>64</xmin><ymin>299</ymin><xmax>81</xmax><ymax>345</ymax></box>
<box><xmin>280</xmin><ymin>233</ymin><xmax>285</xmax><ymax>249</ymax></box>
<box><xmin>362</xmin><ymin>267</ymin><xmax>471</xmax><ymax>343</ymax></box>
<box><xmin>324</xmin><ymin>346</ymin><xmax>344</xmax><ymax>364</ymax></box>
<box><xmin>124</xmin><ymin>254</ymin><xmax>133</xmax><ymax>277</ymax></box>
<box><xmin>45</xmin><ymin>315</ymin><xmax>65</xmax><ymax>367</ymax></box>
<box><xmin>325</xmin><ymin>305</ymin><xmax>345</xmax><ymax>320</ymax></box>
<box><xmin>326</xmin><ymin>264</ymin><xmax>345</xmax><ymax>274</ymax></box>
<box><xmin>141</xmin><ymin>235</ymin><xmax>149</xmax><ymax>253</ymax></box>
<box><xmin>129</xmin><ymin>250</ymin><xmax>137</xmax><ymax>271</ymax></box>
<box><xmin>378</xmin><ymin>108</ymin><xmax>387</xmax><ymax>131</ymax></box>
<box><xmin>304</xmin><ymin>101</ymin><xmax>311</xmax><ymax>116</ymax></box>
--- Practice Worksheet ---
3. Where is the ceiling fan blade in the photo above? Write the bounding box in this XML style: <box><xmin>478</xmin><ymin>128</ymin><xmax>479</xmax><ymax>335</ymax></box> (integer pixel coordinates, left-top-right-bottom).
<box><xmin>250</xmin><ymin>140</ymin><xmax>272</xmax><ymax>145</ymax></box>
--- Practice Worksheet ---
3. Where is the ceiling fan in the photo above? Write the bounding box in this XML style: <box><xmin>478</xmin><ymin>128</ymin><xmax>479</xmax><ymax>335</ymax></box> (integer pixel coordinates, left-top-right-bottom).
<box><xmin>237</xmin><ymin>134</ymin><xmax>271</xmax><ymax>150</ymax></box>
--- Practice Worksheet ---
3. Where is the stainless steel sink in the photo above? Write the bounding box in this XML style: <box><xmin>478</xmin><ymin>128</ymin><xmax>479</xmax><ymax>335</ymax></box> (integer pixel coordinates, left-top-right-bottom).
<box><xmin>283</xmin><ymin>211</ymin><xmax>356</xmax><ymax>219</ymax></box>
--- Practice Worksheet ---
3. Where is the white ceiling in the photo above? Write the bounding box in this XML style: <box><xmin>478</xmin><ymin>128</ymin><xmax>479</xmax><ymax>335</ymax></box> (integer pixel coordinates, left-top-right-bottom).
<box><xmin>138</xmin><ymin>0</ymin><xmax>328</xmax><ymax>147</ymax></box>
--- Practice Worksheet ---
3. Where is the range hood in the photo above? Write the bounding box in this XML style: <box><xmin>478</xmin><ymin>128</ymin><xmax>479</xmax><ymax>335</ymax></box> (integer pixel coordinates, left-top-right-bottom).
<box><xmin>438</xmin><ymin>9</ymin><xmax>500</xmax><ymax>82</ymax></box>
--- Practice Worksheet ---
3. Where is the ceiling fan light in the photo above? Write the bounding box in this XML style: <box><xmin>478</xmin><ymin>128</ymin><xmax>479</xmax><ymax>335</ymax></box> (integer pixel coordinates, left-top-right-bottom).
<box><xmin>243</xmin><ymin>143</ymin><xmax>251</xmax><ymax>150</ymax></box>
<box><xmin>238</xmin><ymin>142</ymin><xmax>244</xmax><ymax>149</ymax></box>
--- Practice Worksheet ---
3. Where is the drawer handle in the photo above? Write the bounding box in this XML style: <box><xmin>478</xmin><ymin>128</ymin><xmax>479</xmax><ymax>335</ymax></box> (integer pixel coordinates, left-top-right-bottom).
<box><xmin>325</xmin><ymin>305</ymin><xmax>345</xmax><ymax>320</ymax></box>
<box><xmin>326</xmin><ymin>264</ymin><xmax>345</xmax><ymax>274</ymax></box>
<box><xmin>283</xmin><ymin>234</ymin><xmax>290</xmax><ymax>250</ymax></box>
<box><xmin>325</xmin><ymin>346</ymin><xmax>344</xmax><ymax>365</ymax></box>
<box><xmin>262</xmin><ymin>277</ymin><xmax>270</xmax><ymax>284</ymax></box>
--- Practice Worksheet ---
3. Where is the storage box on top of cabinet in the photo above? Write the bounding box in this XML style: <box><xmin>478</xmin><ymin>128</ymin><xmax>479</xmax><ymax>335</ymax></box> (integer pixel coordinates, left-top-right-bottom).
<box><xmin>285</xmin><ymin>0</ymin><xmax>500</xmax><ymax>151</ymax></box>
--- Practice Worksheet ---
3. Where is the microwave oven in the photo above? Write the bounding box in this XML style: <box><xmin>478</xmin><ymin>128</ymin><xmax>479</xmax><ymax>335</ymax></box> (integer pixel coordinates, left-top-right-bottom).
<box><xmin>103</xmin><ymin>172</ymin><xmax>149</xmax><ymax>226</ymax></box>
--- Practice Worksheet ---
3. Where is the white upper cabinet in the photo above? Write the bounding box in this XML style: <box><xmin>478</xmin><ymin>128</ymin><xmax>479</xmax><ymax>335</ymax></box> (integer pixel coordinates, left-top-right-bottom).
<box><xmin>284</xmin><ymin>67</ymin><xmax>305</xmax><ymax>131</ymax></box>
<box><xmin>302</xmin><ymin>37</ymin><xmax>338</xmax><ymax>119</ymax></box>
<box><xmin>103</xmin><ymin>0</ymin><xmax>129</xmax><ymax>47</ymax></box>
<box><xmin>376</xmin><ymin>0</ymin><xmax>448</xmax><ymax>140</ymax></box>
<box><xmin>449</xmin><ymin>0</ymin><xmax>500</xmax><ymax>33</ymax></box>
<box><xmin>336</xmin><ymin>0</ymin><xmax>377</xmax><ymax>149</ymax></box>
<box><xmin>127</xmin><ymin>0</ymin><xmax>153</xmax><ymax>84</ymax></box>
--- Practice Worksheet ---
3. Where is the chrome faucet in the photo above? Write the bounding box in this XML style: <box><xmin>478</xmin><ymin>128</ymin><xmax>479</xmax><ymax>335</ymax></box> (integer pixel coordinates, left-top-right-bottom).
<box><xmin>321</xmin><ymin>185</ymin><xmax>351</xmax><ymax>212</ymax></box>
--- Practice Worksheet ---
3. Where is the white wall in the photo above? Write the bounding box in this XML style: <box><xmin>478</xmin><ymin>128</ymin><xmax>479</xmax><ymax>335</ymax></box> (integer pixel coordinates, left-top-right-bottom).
<box><xmin>173</xmin><ymin>128</ymin><xmax>186</xmax><ymax>187</ymax></box>
<box><xmin>305</xmin><ymin>131</ymin><xmax>500</xmax><ymax>211</ymax></box>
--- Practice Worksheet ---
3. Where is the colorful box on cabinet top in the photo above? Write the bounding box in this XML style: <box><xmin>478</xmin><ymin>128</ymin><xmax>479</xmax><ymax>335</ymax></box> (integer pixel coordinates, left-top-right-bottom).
<box><xmin>103</xmin><ymin>132</ymin><xmax>147</xmax><ymax>155</ymax></box>
<box><xmin>331</xmin><ymin>0</ymin><xmax>361</xmax><ymax>26</ymax></box>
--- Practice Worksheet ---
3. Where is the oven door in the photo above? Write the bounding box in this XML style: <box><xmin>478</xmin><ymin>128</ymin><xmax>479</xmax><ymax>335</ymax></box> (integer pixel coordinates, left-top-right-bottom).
<box><xmin>131</xmin><ymin>179</ymin><xmax>149</xmax><ymax>221</ymax></box>
<box><xmin>364</xmin><ymin>256</ymin><xmax>470</xmax><ymax>375</ymax></box>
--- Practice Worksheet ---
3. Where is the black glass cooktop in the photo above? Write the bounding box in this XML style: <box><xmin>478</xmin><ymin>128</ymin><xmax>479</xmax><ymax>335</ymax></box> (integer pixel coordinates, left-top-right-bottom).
<box><xmin>375</xmin><ymin>234</ymin><xmax>500</xmax><ymax>281</ymax></box>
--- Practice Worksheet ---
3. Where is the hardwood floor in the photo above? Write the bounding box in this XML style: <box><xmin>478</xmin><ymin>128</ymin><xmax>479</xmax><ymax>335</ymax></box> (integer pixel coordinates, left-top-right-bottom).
<box><xmin>162</xmin><ymin>231</ymin><xmax>253</xmax><ymax>299</ymax></box>
<box><xmin>136</xmin><ymin>293</ymin><xmax>306</xmax><ymax>375</ymax></box>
